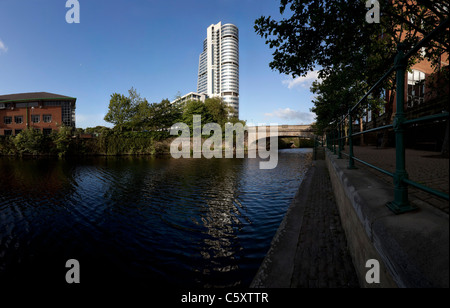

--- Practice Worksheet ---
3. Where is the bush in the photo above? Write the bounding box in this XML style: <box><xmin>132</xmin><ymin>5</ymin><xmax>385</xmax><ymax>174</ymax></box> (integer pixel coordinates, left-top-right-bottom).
<box><xmin>13</xmin><ymin>129</ymin><xmax>48</xmax><ymax>155</ymax></box>
<box><xmin>52</xmin><ymin>126</ymin><xmax>74</xmax><ymax>156</ymax></box>
<box><xmin>0</xmin><ymin>136</ymin><xmax>17</xmax><ymax>155</ymax></box>
<box><xmin>0</xmin><ymin>128</ymin><xmax>171</xmax><ymax>157</ymax></box>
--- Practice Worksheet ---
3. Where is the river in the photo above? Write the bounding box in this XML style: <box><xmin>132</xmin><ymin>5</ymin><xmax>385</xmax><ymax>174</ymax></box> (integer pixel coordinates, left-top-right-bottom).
<box><xmin>0</xmin><ymin>148</ymin><xmax>312</xmax><ymax>287</ymax></box>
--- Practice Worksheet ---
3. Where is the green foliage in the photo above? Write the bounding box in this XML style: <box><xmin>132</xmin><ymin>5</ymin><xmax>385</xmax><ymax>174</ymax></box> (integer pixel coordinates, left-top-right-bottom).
<box><xmin>0</xmin><ymin>136</ymin><xmax>17</xmax><ymax>155</ymax></box>
<box><xmin>52</xmin><ymin>126</ymin><xmax>74</xmax><ymax>157</ymax></box>
<box><xmin>279</xmin><ymin>137</ymin><xmax>314</xmax><ymax>149</ymax></box>
<box><xmin>13</xmin><ymin>129</ymin><xmax>47</xmax><ymax>155</ymax></box>
<box><xmin>182</xmin><ymin>100</ymin><xmax>210</xmax><ymax>131</ymax></box>
<box><xmin>204</xmin><ymin>97</ymin><xmax>230</xmax><ymax>127</ymax></box>
<box><xmin>255</xmin><ymin>0</ymin><xmax>449</xmax><ymax>129</ymax></box>
<box><xmin>92</xmin><ymin>131</ymin><xmax>170</xmax><ymax>155</ymax></box>
<box><xmin>144</xmin><ymin>98</ymin><xmax>182</xmax><ymax>131</ymax></box>
<box><xmin>104</xmin><ymin>92</ymin><xmax>135</xmax><ymax>130</ymax></box>
<box><xmin>0</xmin><ymin>127</ymin><xmax>171</xmax><ymax>157</ymax></box>
<box><xmin>104</xmin><ymin>87</ymin><xmax>183</xmax><ymax>132</ymax></box>
<box><xmin>255</xmin><ymin>0</ymin><xmax>448</xmax><ymax>78</ymax></box>
<box><xmin>298</xmin><ymin>138</ymin><xmax>315</xmax><ymax>148</ymax></box>
<box><xmin>1</xmin><ymin>88</ymin><xmax>247</xmax><ymax>157</ymax></box>
<box><xmin>181</xmin><ymin>97</ymin><xmax>235</xmax><ymax>134</ymax></box>
<box><xmin>85</xmin><ymin>126</ymin><xmax>111</xmax><ymax>135</ymax></box>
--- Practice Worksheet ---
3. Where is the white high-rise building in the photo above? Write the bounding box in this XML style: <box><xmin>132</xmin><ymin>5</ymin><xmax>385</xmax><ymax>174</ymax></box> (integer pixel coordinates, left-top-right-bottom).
<box><xmin>197</xmin><ymin>22</ymin><xmax>239</xmax><ymax>117</ymax></box>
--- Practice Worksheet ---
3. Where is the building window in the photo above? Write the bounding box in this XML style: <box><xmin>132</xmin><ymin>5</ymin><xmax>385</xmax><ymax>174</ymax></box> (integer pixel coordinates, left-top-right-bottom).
<box><xmin>16</xmin><ymin>102</ymin><xmax>38</xmax><ymax>108</ymax></box>
<box><xmin>62</xmin><ymin>102</ymin><xmax>74</xmax><ymax>127</ymax></box>
<box><xmin>14</xmin><ymin>116</ymin><xmax>23</xmax><ymax>124</ymax></box>
<box><xmin>43</xmin><ymin>128</ymin><xmax>52</xmax><ymax>136</ymax></box>
<box><xmin>4</xmin><ymin>130</ymin><xmax>12</xmax><ymax>136</ymax></box>
<box><xmin>32</xmin><ymin>114</ymin><xmax>40</xmax><ymax>123</ymax></box>
<box><xmin>407</xmin><ymin>69</ymin><xmax>426</xmax><ymax>108</ymax></box>
<box><xmin>15</xmin><ymin>129</ymin><xmax>23</xmax><ymax>135</ymax></box>
<box><xmin>4</xmin><ymin>116</ymin><xmax>12</xmax><ymax>125</ymax></box>
<box><xmin>43</xmin><ymin>114</ymin><xmax>52</xmax><ymax>123</ymax></box>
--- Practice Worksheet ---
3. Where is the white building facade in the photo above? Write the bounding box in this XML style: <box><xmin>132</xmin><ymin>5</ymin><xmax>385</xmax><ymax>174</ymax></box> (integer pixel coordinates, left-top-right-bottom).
<box><xmin>197</xmin><ymin>22</ymin><xmax>239</xmax><ymax>117</ymax></box>
<box><xmin>171</xmin><ymin>92</ymin><xmax>207</xmax><ymax>105</ymax></box>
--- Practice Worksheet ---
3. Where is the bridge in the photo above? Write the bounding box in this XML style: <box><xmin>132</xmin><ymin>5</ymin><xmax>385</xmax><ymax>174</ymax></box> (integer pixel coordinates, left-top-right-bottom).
<box><xmin>246</xmin><ymin>124</ymin><xmax>315</xmax><ymax>139</ymax></box>
<box><xmin>243</xmin><ymin>124</ymin><xmax>316</xmax><ymax>148</ymax></box>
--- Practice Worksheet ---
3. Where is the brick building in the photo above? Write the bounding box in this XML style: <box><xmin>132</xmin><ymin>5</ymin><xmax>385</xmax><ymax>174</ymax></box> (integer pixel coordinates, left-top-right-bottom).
<box><xmin>0</xmin><ymin>92</ymin><xmax>76</xmax><ymax>136</ymax></box>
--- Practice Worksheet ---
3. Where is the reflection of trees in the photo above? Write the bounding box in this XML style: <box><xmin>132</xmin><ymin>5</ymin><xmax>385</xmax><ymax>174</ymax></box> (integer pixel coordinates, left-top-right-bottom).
<box><xmin>0</xmin><ymin>158</ymin><xmax>76</xmax><ymax>204</ymax></box>
<box><xmin>0</xmin><ymin>158</ymin><xmax>80</xmax><ymax>284</ymax></box>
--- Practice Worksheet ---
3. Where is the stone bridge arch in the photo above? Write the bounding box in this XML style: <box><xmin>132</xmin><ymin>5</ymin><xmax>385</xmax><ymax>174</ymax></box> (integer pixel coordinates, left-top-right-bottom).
<box><xmin>244</xmin><ymin>124</ymin><xmax>316</xmax><ymax>148</ymax></box>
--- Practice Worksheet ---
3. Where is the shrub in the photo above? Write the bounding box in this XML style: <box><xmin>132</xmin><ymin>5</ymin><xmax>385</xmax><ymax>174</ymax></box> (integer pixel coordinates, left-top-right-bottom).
<box><xmin>13</xmin><ymin>129</ymin><xmax>47</xmax><ymax>155</ymax></box>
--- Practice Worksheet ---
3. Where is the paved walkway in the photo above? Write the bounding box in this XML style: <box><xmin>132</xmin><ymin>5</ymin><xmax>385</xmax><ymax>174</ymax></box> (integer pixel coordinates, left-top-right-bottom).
<box><xmin>251</xmin><ymin>148</ymin><xmax>360</xmax><ymax>288</ymax></box>
<box><xmin>341</xmin><ymin>146</ymin><xmax>449</xmax><ymax>214</ymax></box>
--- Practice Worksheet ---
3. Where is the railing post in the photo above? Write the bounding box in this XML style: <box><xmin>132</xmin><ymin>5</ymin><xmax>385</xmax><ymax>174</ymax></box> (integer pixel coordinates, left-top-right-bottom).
<box><xmin>338</xmin><ymin>121</ymin><xmax>343</xmax><ymax>159</ymax></box>
<box><xmin>333</xmin><ymin>129</ymin><xmax>337</xmax><ymax>155</ymax></box>
<box><xmin>348</xmin><ymin>112</ymin><xmax>357</xmax><ymax>169</ymax></box>
<box><xmin>327</xmin><ymin>132</ymin><xmax>331</xmax><ymax>150</ymax></box>
<box><xmin>386</xmin><ymin>44</ymin><xmax>417</xmax><ymax>214</ymax></box>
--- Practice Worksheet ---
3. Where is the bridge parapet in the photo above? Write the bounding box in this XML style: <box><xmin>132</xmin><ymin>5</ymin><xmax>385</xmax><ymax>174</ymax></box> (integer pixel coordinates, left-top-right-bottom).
<box><xmin>246</xmin><ymin>124</ymin><xmax>315</xmax><ymax>138</ymax></box>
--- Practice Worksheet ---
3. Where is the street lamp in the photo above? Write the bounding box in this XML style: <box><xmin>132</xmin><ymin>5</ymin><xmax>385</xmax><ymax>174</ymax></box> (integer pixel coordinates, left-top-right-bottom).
<box><xmin>31</xmin><ymin>106</ymin><xmax>35</xmax><ymax>129</ymax></box>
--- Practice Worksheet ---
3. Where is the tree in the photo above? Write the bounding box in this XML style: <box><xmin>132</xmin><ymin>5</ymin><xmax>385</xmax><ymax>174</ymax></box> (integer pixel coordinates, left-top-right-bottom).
<box><xmin>13</xmin><ymin>129</ymin><xmax>46</xmax><ymax>155</ymax></box>
<box><xmin>255</xmin><ymin>0</ymin><xmax>448</xmax><ymax>79</ymax></box>
<box><xmin>180</xmin><ymin>97</ymin><xmax>234</xmax><ymax>133</ymax></box>
<box><xmin>53</xmin><ymin>125</ymin><xmax>74</xmax><ymax>156</ymax></box>
<box><xmin>310</xmin><ymin>64</ymin><xmax>386</xmax><ymax>135</ymax></box>
<box><xmin>85</xmin><ymin>126</ymin><xmax>110</xmax><ymax>135</ymax></box>
<box><xmin>181</xmin><ymin>100</ymin><xmax>211</xmax><ymax>133</ymax></box>
<box><xmin>144</xmin><ymin>98</ymin><xmax>182</xmax><ymax>131</ymax></box>
<box><xmin>255</xmin><ymin>0</ymin><xmax>449</xmax><ymax>143</ymax></box>
<box><xmin>204</xmin><ymin>97</ymin><xmax>230</xmax><ymax>127</ymax></box>
<box><xmin>104</xmin><ymin>87</ymin><xmax>148</xmax><ymax>131</ymax></box>
<box><xmin>104</xmin><ymin>92</ymin><xmax>134</xmax><ymax>131</ymax></box>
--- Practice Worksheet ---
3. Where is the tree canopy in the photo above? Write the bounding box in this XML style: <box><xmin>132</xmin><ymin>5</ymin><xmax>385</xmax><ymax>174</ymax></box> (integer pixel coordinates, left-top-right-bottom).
<box><xmin>181</xmin><ymin>97</ymin><xmax>237</xmax><ymax>132</ymax></box>
<box><xmin>104</xmin><ymin>88</ymin><xmax>182</xmax><ymax>132</ymax></box>
<box><xmin>104</xmin><ymin>89</ymin><xmax>241</xmax><ymax>134</ymax></box>
<box><xmin>255</xmin><ymin>0</ymin><xmax>449</xmax><ymax>131</ymax></box>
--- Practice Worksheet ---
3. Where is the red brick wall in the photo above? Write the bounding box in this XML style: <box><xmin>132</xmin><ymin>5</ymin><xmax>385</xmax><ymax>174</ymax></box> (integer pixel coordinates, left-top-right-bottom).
<box><xmin>0</xmin><ymin>106</ymin><xmax>63</xmax><ymax>135</ymax></box>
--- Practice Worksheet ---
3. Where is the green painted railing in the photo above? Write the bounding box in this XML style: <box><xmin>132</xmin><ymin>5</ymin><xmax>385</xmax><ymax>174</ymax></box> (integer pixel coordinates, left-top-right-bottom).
<box><xmin>326</xmin><ymin>17</ymin><xmax>450</xmax><ymax>214</ymax></box>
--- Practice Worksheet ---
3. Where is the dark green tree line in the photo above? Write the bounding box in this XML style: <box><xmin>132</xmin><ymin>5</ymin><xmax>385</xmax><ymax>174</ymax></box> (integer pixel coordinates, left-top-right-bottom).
<box><xmin>255</xmin><ymin>0</ymin><xmax>449</xmax><ymax>132</ymax></box>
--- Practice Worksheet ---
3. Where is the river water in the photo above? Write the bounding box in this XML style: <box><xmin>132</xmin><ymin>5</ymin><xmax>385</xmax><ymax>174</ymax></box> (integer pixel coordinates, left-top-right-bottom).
<box><xmin>0</xmin><ymin>149</ymin><xmax>312</xmax><ymax>287</ymax></box>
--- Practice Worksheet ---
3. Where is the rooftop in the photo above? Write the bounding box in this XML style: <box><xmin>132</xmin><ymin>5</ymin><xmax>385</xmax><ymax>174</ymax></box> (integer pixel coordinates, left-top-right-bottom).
<box><xmin>0</xmin><ymin>92</ymin><xmax>76</xmax><ymax>103</ymax></box>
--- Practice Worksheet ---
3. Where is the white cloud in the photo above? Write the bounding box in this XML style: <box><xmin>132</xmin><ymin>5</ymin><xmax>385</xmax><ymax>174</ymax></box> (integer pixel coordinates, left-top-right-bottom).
<box><xmin>0</xmin><ymin>39</ymin><xmax>7</xmax><ymax>54</ymax></box>
<box><xmin>282</xmin><ymin>70</ymin><xmax>321</xmax><ymax>89</ymax></box>
<box><xmin>264</xmin><ymin>108</ymin><xmax>316</xmax><ymax>124</ymax></box>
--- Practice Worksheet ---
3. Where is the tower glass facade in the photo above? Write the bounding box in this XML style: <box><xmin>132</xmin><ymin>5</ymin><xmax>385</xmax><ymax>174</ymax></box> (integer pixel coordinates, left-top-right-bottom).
<box><xmin>197</xmin><ymin>22</ymin><xmax>239</xmax><ymax>117</ymax></box>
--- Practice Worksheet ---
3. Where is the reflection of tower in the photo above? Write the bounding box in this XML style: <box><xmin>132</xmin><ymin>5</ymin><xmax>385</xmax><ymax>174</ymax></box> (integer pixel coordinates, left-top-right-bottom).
<box><xmin>197</xmin><ymin>22</ymin><xmax>239</xmax><ymax>117</ymax></box>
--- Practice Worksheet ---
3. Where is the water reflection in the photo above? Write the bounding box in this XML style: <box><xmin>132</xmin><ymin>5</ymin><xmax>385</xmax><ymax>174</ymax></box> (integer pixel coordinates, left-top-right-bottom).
<box><xmin>0</xmin><ymin>149</ymin><xmax>312</xmax><ymax>287</ymax></box>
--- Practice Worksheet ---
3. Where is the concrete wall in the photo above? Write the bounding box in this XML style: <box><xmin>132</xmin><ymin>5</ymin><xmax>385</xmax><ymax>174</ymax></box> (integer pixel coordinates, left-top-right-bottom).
<box><xmin>325</xmin><ymin>150</ymin><xmax>449</xmax><ymax>288</ymax></box>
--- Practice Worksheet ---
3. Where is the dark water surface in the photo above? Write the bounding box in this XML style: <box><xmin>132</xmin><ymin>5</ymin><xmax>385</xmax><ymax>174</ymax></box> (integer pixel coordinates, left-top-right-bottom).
<box><xmin>0</xmin><ymin>149</ymin><xmax>312</xmax><ymax>287</ymax></box>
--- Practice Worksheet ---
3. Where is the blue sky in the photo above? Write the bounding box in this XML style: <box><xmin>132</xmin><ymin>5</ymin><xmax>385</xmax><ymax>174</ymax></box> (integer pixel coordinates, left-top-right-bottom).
<box><xmin>0</xmin><ymin>0</ymin><xmax>318</xmax><ymax>128</ymax></box>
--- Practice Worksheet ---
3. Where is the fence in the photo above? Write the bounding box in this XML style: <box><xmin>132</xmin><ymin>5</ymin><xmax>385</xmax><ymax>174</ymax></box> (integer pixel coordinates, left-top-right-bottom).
<box><xmin>326</xmin><ymin>17</ymin><xmax>450</xmax><ymax>214</ymax></box>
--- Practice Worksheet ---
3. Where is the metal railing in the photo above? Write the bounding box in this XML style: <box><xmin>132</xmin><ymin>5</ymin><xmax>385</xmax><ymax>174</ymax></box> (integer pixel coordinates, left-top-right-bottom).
<box><xmin>326</xmin><ymin>17</ymin><xmax>450</xmax><ymax>214</ymax></box>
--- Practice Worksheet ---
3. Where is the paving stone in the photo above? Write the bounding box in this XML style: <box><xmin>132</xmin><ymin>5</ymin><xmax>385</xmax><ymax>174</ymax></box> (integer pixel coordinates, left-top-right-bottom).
<box><xmin>290</xmin><ymin>159</ymin><xmax>360</xmax><ymax>288</ymax></box>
